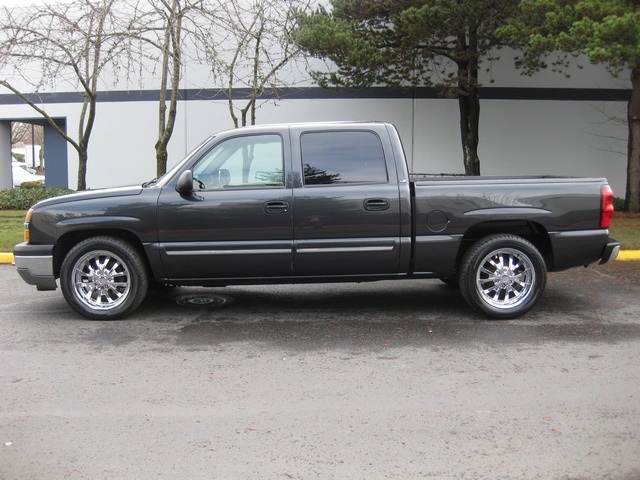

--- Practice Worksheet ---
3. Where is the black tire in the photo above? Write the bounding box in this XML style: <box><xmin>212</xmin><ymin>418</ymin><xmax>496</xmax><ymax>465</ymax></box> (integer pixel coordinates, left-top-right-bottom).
<box><xmin>60</xmin><ymin>236</ymin><xmax>149</xmax><ymax>320</ymax></box>
<box><xmin>459</xmin><ymin>234</ymin><xmax>547</xmax><ymax>319</ymax></box>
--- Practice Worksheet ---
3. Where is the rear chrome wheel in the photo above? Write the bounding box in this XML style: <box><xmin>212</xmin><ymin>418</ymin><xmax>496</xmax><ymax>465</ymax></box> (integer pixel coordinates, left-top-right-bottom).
<box><xmin>460</xmin><ymin>234</ymin><xmax>546</xmax><ymax>319</ymax></box>
<box><xmin>475</xmin><ymin>247</ymin><xmax>535</xmax><ymax>310</ymax></box>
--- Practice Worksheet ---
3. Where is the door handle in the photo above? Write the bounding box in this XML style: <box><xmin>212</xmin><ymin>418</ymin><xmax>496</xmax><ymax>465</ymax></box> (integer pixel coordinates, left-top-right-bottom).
<box><xmin>364</xmin><ymin>198</ymin><xmax>390</xmax><ymax>211</ymax></box>
<box><xmin>264</xmin><ymin>201</ymin><xmax>290</xmax><ymax>214</ymax></box>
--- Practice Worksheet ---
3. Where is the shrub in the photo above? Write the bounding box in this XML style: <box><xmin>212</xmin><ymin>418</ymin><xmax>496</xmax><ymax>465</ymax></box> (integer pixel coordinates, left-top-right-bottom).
<box><xmin>0</xmin><ymin>185</ymin><xmax>74</xmax><ymax>210</ymax></box>
<box><xmin>614</xmin><ymin>197</ymin><xmax>626</xmax><ymax>212</ymax></box>
<box><xmin>20</xmin><ymin>181</ymin><xmax>45</xmax><ymax>189</ymax></box>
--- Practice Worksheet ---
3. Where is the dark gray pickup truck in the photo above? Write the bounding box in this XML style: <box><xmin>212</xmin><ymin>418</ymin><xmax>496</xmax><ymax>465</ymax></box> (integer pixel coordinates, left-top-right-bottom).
<box><xmin>14</xmin><ymin>122</ymin><xmax>619</xmax><ymax>320</ymax></box>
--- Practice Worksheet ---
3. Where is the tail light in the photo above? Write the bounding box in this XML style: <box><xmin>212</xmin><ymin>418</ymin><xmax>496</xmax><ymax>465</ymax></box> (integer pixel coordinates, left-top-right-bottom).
<box><xmin>600</xmin><ymin>185</ymin><xmax>614</xmax><ymax>228</ymax></box>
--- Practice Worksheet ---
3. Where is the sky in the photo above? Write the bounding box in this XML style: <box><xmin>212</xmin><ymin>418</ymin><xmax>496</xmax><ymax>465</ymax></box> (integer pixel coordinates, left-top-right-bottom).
<box><xmin>0</xmin><ymin>0</ymin><xmax>63</xmax><ymax>6</ymax></box>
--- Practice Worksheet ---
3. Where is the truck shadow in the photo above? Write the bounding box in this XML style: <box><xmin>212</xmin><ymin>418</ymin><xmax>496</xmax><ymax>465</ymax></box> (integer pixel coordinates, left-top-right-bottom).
<box><xmin>131</xmin><ymin>279</ymin><xmax>640</xmax><ymax>351</ymax></box>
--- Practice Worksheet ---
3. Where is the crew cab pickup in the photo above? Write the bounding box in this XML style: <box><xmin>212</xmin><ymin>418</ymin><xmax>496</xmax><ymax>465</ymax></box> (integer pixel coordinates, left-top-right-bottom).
<box><xmin>14</xmin><ymin>122</ymin><xmax>620</xmax><ymax>320</ymax></box>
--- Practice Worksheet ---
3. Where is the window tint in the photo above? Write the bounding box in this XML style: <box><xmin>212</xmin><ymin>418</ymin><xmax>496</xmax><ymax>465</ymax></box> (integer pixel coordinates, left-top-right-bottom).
<box><xmin>192</xmin><ymin>134</ymin><xmax>283</xmax><ymax>189</ymax></box>
<box><xmin>301</xmin><ymin>131</ymin><xmax>388</xmax><ymax>185</ymax></box>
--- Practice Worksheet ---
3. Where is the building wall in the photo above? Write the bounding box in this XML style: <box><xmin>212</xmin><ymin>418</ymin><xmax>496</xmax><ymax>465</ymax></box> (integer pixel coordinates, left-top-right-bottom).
<box><xmin>0</xmin><ymin>51</ymin><xmax>631</xmax><ymax>198</ymax></box>
<box><xmin>86</xmin><ymin>94</ymin><xmax>633</xmax><ymax>197</ymax></box>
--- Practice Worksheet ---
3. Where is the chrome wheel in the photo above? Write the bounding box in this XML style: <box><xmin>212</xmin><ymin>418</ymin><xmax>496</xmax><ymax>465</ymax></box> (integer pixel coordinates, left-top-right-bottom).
<box><xmin>72</xmin><ymin>250</ymin><xmax>131</xmax><ymax>310</ymax></box>
<box><xmin>60</xmin><ymin>236</ymin><xmax>149</xmax><ymax>320</ymax></box>
<box><xmin>475</xmin><ymin>248</ymin><xmax>535</xmax><ymax>310</ymax></box>
<box><xmin>459</xmin><ymin>234</ymin><xmax>547</xmax><ymax>319</ymax></box>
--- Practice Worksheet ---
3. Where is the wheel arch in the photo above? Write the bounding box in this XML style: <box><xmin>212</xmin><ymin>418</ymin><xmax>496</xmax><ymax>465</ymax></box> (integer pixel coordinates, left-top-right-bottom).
<box><xmin>455</xmin><ymin>220</ymin><xmax>552</xmax><ymax>272</ymax></box>
<box><xmin>53</xmin><ymin>229</ymin><xmax>149</xmax><ymax>278</ymax></box>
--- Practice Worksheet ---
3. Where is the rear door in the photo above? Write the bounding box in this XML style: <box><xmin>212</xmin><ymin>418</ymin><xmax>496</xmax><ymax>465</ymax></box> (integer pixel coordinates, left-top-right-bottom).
<box><xmin>156</xmin><ymin>129</ymin><xmax>294</xmax><ymax>281</ymax></box>
<box><xmin>291</xmin><ymin>126</ymin><xmax>403</xmax><ymax>276</ymax></box>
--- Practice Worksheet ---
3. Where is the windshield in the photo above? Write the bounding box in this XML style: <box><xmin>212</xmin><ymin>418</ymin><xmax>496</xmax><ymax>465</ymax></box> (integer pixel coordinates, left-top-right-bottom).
<box><xmin>152</xmin><ymin>135</ymin><xmax>215</xmax><ymax>188</ymax></box>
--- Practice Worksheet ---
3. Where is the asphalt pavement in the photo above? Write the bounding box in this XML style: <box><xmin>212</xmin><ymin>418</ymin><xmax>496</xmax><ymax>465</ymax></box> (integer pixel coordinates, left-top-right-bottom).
<box><xmin>1</xmin><ymin>260</ymin><xmax>639</xmax><ymax>480</ymax></box>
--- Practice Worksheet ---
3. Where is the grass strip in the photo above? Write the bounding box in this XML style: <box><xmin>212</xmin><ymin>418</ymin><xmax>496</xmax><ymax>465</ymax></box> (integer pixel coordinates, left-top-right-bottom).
<box><xmin>0</xmin><ymin>210</ymin><xmax>26</xmax><ymax>252</ymax></box>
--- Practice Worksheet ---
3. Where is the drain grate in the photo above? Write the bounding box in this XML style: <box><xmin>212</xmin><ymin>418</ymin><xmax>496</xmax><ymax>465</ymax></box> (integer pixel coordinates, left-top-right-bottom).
<box><xmin>174</xmin><ymin>293</ymin><xmax>234</xmax><ymax>308</ymax></box>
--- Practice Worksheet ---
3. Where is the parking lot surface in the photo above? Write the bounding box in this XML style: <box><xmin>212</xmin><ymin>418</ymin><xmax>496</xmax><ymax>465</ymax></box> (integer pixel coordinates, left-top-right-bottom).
<box><xmin>1</xmin><ymin>262</ymin><xmax>639</xmax><ymax>479</ymax></box>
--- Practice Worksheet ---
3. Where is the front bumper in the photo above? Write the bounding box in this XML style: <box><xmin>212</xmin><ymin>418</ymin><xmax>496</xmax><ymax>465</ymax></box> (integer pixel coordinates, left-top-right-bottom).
<box><xmin>13</xmin><ymin>242</ymin><xmax>57</xmax><ymax>291</ymax></box>
<box><xmin>599</xmin><ymin>240</ymin><xmax>621</xmax><ymax>265</ymax></box>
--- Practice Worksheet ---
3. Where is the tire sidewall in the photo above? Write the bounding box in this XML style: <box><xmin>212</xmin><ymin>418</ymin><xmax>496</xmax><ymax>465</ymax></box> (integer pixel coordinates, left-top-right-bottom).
<box><xmin>60</xmin><ymin>236</ymin><xmax>148</xmax><ymax>320</ymax></box>
<box><xmin>460</xmin><ymin>235</ymin><xmax>547</xmax><ymax>320</ymax></box>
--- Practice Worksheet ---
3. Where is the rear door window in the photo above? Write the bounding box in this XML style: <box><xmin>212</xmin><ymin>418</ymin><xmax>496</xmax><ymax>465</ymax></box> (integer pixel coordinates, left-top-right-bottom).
<box><xmin>301</xmin><ymin>131</ymin><xmax>388</xmax><ymax>185</ymax></box>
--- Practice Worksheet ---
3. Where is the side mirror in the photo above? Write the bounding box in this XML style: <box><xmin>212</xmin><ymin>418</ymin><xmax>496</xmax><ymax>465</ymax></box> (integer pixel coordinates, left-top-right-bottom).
<box><xmin>176</xmin><ymin>170</ymin><xmax>194</xmax><ymax>194</ymax></box>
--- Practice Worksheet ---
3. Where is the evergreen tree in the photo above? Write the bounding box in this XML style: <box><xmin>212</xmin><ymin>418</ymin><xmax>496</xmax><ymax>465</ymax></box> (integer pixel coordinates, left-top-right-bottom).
<box><xmin>295</xmin><ymin>0</ymin><xmax>520</xmax><ymax>175</ymax></box>
<box><xmin>501</xmin><ymin>0</ymin><xmax>640</xmax><ymax>211</ymax></box>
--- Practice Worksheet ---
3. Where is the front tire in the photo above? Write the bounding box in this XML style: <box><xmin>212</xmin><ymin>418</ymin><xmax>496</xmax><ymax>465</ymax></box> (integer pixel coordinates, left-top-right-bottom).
<box><xmin>60</xmin><ymin>236</ymin><xmax>149</xmax><ymax>320</ymax></box>
<box><xmin>459</xmin><ymin>234</ymin><xmax>547</xmax><ymax>319</ymax></box>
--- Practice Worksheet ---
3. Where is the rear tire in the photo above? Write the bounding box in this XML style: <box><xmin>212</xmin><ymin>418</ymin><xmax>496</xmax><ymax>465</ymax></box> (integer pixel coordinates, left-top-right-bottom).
<box><xmin>459</xmin><ymin>234</ymin><xmax>546</xmax><ymax>319</ymax></box>
<box><xmin>60</xmin><ymin>236</ymin><xmax>148</xmax><ymax>320</ymax></box>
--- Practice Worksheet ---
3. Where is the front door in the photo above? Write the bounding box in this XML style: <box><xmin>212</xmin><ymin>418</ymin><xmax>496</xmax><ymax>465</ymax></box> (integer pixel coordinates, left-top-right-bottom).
<box><xmin>156</xmin><ymin>132</ymin><xmax>293</xmax><ymax>281</ymax></box>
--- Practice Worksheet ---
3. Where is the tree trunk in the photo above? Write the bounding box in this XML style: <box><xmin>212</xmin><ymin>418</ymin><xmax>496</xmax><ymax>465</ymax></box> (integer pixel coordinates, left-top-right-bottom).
<box><xmin>155</xmin><ymin>141</ymin><xmax>169</xmax><ymax>177</ymax></box>
<box><xmin>459</xmin><ymin>88</ymin><xmax>481</xmax><ymax>176</ymax></box>
<box><xmin>76</xmin><ymin>94</ymin><xmax>96</xmax><ymax>191</ymax></box>
<box><xmin>80</xmin><ymin>107</ymin><xmax>96</xmax><ymax>190</ymax></box>
<box><xmin>154</xmin><ymin>0</ymin><xmax>182</xmax><ymax>177</ymax></box>
<box><xmin>626</xmin><ymin>68</ymin><xmax>640</xmax><ymax>212</ymax></box>
<box><xmin>156</xmin><ymin>23</ymin><xmax>170</xmax><ymax>176</ymax></box>
<box><xmin>456</xmin><ymin>24</ymin><xmax>481</xmax><ymax>177</ymax></box>
<box><xmin>77</xmin><ymin>149</ymin><xmax>88</xmax><ymax>191</ymax></box>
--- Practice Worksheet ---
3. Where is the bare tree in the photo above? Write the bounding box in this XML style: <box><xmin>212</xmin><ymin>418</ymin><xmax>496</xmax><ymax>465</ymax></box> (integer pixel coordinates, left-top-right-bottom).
<box><xmin>11</xmin><ymin>122</ymin><xmax>44</xmax><ymax>147</ymax></box>
<box><xmin>152</xmin><ymin>0</ymin><xmax>185</xmax><ymax>177</ymax></box>
<box><xmin>584</xmin><ymin>102</ymin><xmax>628</xmax><ymax>159</ymax></box>
<box><xmin>0</xmin><ymin>0</ymin><xmax>129</xmax><ymax>190</ymax></box>
<box><xmin>126</xmin><ymin>0</ymin><xmax>207</xmax><ymax>177</ymax></box>
<box><xmin>203</xmin><ymin>0</ymin><xmax>313</xmax><ymax>128</ymax></box>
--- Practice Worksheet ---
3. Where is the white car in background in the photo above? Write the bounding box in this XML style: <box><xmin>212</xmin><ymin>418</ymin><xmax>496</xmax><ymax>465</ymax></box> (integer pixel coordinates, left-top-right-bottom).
<box><xmin>12</xmin><ymin>162</ymin><xmax>45</xmax><ymax>187</ymax></box>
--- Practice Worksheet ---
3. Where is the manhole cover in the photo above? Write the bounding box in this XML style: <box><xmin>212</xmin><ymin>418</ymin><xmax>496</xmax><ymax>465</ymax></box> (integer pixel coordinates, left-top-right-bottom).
<box><xmin>174</xmin><ymin>293</ymin><xmax>234</xmax><ymax>308</ymax></box>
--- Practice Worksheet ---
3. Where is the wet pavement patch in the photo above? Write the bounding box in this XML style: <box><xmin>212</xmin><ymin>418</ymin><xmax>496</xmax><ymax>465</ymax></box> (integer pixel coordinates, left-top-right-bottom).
<box><xmin>176</xmin><ymin>317</ymin><xmax>640</xmax><ymax>350</ymax></box>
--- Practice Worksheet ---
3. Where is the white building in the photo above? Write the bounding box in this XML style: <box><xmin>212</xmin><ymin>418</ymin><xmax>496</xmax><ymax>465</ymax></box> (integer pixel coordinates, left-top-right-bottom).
<box><xmin>0</xmin><ymin>39</ymin><xmax>631</xmax><ymax>198</ymax></box>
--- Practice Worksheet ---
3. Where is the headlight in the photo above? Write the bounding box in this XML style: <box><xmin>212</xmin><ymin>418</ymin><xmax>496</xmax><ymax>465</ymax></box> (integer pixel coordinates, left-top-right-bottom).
<box><xmin>24</xmin><ymin>208</ymin><xmax>34</xmax><ymax>243</ymax></box>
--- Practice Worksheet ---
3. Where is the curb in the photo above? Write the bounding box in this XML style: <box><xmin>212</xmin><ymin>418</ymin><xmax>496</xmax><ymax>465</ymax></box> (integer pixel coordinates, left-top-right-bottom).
<box><xmin>618</xmin><ymin>250</ymin><xmax>640</xmax><ymax>261</ymax></box>
<box><xmin>2</xmin><ymin>251</ymin><xmax>640</xmax><ymax>264</ymax></box>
